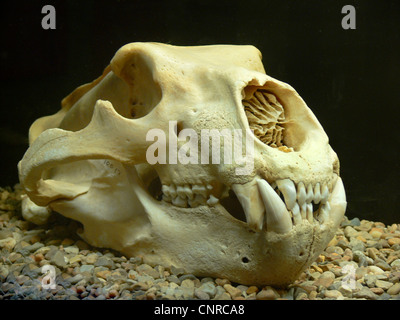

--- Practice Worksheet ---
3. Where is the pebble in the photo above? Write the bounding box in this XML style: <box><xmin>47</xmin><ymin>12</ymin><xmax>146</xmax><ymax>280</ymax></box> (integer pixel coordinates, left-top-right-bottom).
<box><xmin>1</xmin><ymin>186</ymin><xmax>400</xmax><ymax>300</ymax></box>
<box><xmin>256</xmin><ymin>286</ymin><xmax>279</xmax><ymax>300</ymax></box>
<box><xmin>223</xmin><ymin>284</ymin><xmax>242</xmax><ymax>299</ymax></box>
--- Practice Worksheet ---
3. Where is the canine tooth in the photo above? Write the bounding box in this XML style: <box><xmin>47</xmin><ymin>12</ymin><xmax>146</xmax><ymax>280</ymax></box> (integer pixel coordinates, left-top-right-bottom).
<box><xmin>327</xmin><ymin>177</ymin><xmax>347</xmax><ymax>226</ymax></box>
<box><xmin>192</xmin><ymin>185</ymin><xmax>208</xmax><ymax>197</ymax></box>
<box><xmin>297</xmin><ymin>182</ymin><xmax>306</xmax><ymax>205</ymax></box>
<box><xmin>306</xmin><ymin>203</ymin><xmax>313</xmax><ymax>223</ymax></box>
<box><xmin>306</xmin><ymin>184</ymin><xmax>313</xmax><ymax>203</ymax></box>
<box><xmin>172</xmin><ymin>196</ymin><xmax>188</xmax><ymax>208</ymax></box>
<box><xmin>291</xmin><ymin>203</ymin><xmax>302</xmax><ymax>225</ymax></box>
<box><xmin>276</xmin><ymin>179</ymin><xmax>297</xmax><ymax>210</ymax></box>
<box><xmin>206</xmin><ymin>194</ymin><xmax>219</xmax><ymax>206</ymax></box>
<box><xmin>232</xmin><ymin>180</ymin><xmax>265</xmax><ymax>231</ymax></box>
<box><xmin>314</xmin><ymin>183</ymin><xmax>321</xmax><ymax>204</ymax></box>
<box><xmin>321</xmin><ymin>184</ymin><xmax>329</xmax><ymax>204</ymax></box>
<box><xmin>257</xmin><ymin>179</ymin><xmax>292</xmax><ymax>234</ymax></box>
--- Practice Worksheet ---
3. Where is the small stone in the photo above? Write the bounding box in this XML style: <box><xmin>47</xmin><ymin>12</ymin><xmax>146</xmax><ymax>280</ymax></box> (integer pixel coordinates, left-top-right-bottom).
<box><xmin>388</xmin><ymin>238</ymin><xmax>400</xmax><ymax>246</ymax></box>
<box><xmin>375</xmin><ymin>259</ymin><xmax>391</xmax><ymax>271</ymax></box>
<box><xmin>67</xmin><ymin>273</ymin><xmax>84</xmax><ymax>284</ymax></box>
<box><xmin>353</xmin><ymin>287</ymin><xmax>378</xmax><ymax>300</ymax></box>
<box><xmin>344</xmin><ymin>226</ymin><xmax>359</xmax><ymax>238</ymax></box>
<box><xmin>224</xmin><ymin>284</ymin><xmax>242</xmax><ymax>299</ymax></box>
<box><xmin>51</xmin><ymin>250</ymin><xmax>68</xmax><ymax>267</ymax></box>
<box><xmin>313</xmin><ymin>277</ymin><xmax>333</xmax><ymax>288</ymax></box>
<box><xmin>198</xmin><ymin>282</ymin><xmax>217</xmax><ymax>298</ymax></box>
<box><xmin>75</xmin><ymin>240</ymin><xmax>90</xmax><ymax>250</ymax></box>
<box><xmin>324</xmin><ymin>290</ymin><xmax>343</xmax><ymax>299</ymax></box>
<box><xmin>246</xmin><ymin>286</ymin><xmax>259</xmax><ymax>295</ymax></box>
<box><xmin>64</xmin><ymin>245</ymin><xmax>79</xmax><ymax>255</ymax></box>
<box><xmin>391</xmin><ymin>259</ymin><xmax>400</xmax><ymax>268</ymax></box>
<box><xmin>375</xmin><ymin>280</ymin><xmax>393</xmax><ymax>290</ymax></box>
<box><xmin>370</xmin><ymin>287</ymin><xmax>384</xmax><ymax>295</ymax></box>
<box><xmin>295</xmin><ymin>292</ymin><xmax>308</xmax><ymax>300</ymax></box>
<box><xmin>170</xmin><ymin>265</ymin><xmax>185</xmax><ymax>276</ymax></box>
<box><xmin>80</xmin><ymin>264</ymin><xmax>94</xmax><ymax>273</ymax></box>
<box><xmin>367</xmin><ymin>265</ymin><xmax>385</xmax><ymax>275</ymax></box>
<box><xmin>215</xmin><ymin>278</ymin><xmax>230</xmax><ymax>286</ymax></box>
<box><xmin>96</xmin><ymin>270</ymin><xmax>111</xmax><ymax>280</ymax></box>
<box><xmin>369</xmin><ymin>228</ymin><xmax>384</xmax><ymax>239</ymax></box>
<box><xmin>0</xmin><ymin>237</ymin><xmax>16</xmax><ymax>251</ymax></box>
<box><xmin>256</xmin><ymin>286</ymin><xmax>279</xmax><ymax>300</ymax></box>
<box><xmin>94</xmin><ymin>256</ymin><xmax>115</xmax><ymax>269</ymax></box>
<box><xmin>214</xmin><ymin>292</ymin><xmax>231</xmax><ymax>300</ymax></box>
<box><xmin>107</xmin><ymin>289</ymin><xmax>119</xmax><ymax>299</ymax></box>
<box><xmin>85</xmin><ymin>253</ymin><xmax>99</xmax><ymax>264</ymax></box>
<box><xmin>387</xmin><ymin>282</ymin><xmax>400</xmax><ymax>295</ymax></box>
<box><xmin>195</xmin><ymin>289</ymin><xmax>210</xmax><ymax>300</ymax></box>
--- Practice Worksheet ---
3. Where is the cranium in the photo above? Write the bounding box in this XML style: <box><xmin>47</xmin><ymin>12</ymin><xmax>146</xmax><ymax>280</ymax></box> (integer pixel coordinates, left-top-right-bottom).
<box><xmin>18</xmin><ymin>42</ymin><xmax>346</xmax><ymax>286</ymax></box>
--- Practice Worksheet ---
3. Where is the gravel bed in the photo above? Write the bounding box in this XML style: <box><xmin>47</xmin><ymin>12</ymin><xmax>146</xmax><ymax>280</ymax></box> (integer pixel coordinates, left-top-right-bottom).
<box><xmin>1</xmin><ymin>185</ymin><xmax>399</xmax><ymax>300</ymax></box>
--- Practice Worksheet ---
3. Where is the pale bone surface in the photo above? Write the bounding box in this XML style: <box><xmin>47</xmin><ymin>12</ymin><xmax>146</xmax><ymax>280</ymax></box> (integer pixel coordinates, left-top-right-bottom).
<box><xmin>18</xmin><ymin>42</ymin><xmax>346</xmax><ymax>286</ymax></box>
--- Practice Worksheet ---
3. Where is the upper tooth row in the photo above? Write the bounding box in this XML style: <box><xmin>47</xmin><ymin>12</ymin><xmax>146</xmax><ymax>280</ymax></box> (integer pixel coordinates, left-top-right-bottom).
<box><xmin>273</xmin><ymin>179</ymin><xmax>330</xmax><ymax>210</ymax></box>
<box><xmin>161</xmin><ymin>183</ymin><xmax>218</xmax><ymax>208</ymax></box>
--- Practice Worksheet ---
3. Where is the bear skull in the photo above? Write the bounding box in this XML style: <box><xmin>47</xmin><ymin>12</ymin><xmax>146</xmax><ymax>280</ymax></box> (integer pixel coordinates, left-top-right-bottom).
<box><xmin>18</xmin><ymin>42</ymin><xmax>346</xmax><ymax>286</ymax></box>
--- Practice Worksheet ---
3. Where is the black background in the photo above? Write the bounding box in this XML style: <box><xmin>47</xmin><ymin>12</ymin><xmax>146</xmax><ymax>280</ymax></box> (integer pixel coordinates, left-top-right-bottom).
<box><xmin>1</xmin><ymin>0</ymin><xmax>399</xmax><ymax>224</ymax></box>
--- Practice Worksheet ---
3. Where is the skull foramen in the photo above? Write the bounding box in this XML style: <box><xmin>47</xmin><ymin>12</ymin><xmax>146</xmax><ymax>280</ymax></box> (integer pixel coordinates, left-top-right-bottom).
<box><xmin>18</xmin><ymin>42</ymin><xmax>346</xmax><ymax>286</ymax></box>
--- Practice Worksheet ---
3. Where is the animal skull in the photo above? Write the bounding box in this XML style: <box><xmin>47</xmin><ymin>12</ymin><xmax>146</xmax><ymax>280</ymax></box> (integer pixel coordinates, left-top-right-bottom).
<box><xmin>18</xmin><ymin>42</ymin><xmax>346</xmax><ymax>286</ymax></box>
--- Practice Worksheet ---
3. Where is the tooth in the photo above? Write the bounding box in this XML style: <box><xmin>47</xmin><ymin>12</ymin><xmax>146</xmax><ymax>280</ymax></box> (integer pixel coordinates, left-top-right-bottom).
<box><xmin>189</xmin><ymin>194</ymin><xmax>207</xmax><ymax>207</ymax></box>
<box><xmin>169</xmin><ymin>184</ymin><xmax>177</xmax><ymax>198</ymax></box>
<box><xmin>306</xmin><ymin>203</ymin><xmax>313</xmax><ymax>223</ymax></box>
<box><xmin>300</xmin><ymin>202</ymin><xmax>307</xmax><ymax>219</ymax></box>
<box><xmin>276</xmin><ymin>179</ymin><xmax>297</xmax><ymax>210</ymax></box>
<box><xmin>162</xmin><ymin>194</ymin><xmax>171</xmax><ymax>203</ymax></box>
<box><xmin>206</xmin><ymin>194</ymin><xmax>219</xmax><ymax>206</ymax></box>
<box><xmin>306</xmin><ymin>184</ymin><xmax>313</xmax><ymax>203</ymax></box>
<box><xmin>232</xmin><ymin>180</ymin><xmax>265</xmax><ymax>231</ymax></box>
<box><xmin>327</xmin><ymin>176</ymin><xmax>347</xmax><ymax>226</ymax></box>
<box><xmin>172</xmin><ymin>196</ymin><xmax>188</xmax><ymax>208</ymax></box>
<box><xmin>257</xmin><ymin>179</ymin><xmax>292</xmax><ymax>234</ymax></box>
<box><xmin>162</xmin><ymin>185</ymin><xmax>170</xmax><ymax>197</ymax></box>
<box><xmin>321</xmin><ymin>184</ymin><xmax>329</xmax><ymax>204</ymax></box>
<box><xmin>192</xmin><ymin>185</ymin><xmax>208</xmax><ymax>197</ymax></box>
<box><xmin>314</xmin><ymin>183</ymin><xmax>321</xmax><ymax>204</ymax></box>
<box><xmin>297</xmin><ymin>182</ymin><xmax>306</xmax><ymax>205</ymax></box>
<box><xmin>176</xmin><ymin>186</ymin><xmax>186</xmax><ymax>199</ymax></box>
<box><xmin>292</xmin><ymin>203</ymin><xmax>302</xmax><ymax>225</ymax></box>
<box><xmin>318</xmin><ymin>202</ymin><xmax>330</xmax><ymax>224</ymax></box>
<box><xmin>177</xmin><ymin>184</ymin><xmax>193</xmax><ymax>200</ymax></box>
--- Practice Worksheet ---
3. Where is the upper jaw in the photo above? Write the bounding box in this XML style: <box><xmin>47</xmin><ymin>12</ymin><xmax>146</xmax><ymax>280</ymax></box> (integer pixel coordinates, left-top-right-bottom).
<box><xmin>157</xmin><ymin>173</ymin><xmax>346</xmax><ymax>234</ymax></box>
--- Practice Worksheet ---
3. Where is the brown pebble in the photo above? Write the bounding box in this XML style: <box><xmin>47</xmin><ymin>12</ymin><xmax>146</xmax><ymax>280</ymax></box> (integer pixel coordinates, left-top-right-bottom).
<box><xmin>215</xmin><ymin>278</ymin><xmax>231</xmax><ymax>286</ymax></box>
<box><xmin>76</xmin><ymin>285</ymin><xmax>86</xmax><ymax>294</ymax></box>
<box><xmin>107</xmin><ymin>289</ymin><xmax>119</xmax><ymax>299</ymax></box>
<box><xmin>370</xmin><ymin>287</ymin><xmax>384</xmax><ymax>295</ymax></box>
<box><xmin>388</xmin><ymin>238</ymin><xmax>400</xmax><ymax>246</ymax></box>
<box><xmin>246</xmin><ymin>286</ymin><xmax>259</xmax><ymax>295</ymax></box>
<box><xmin>224</xmin><ymin>284</ymin><xmax>242</xmax><ymax>299</ymax></box>
<box><xmin>34</xmin><ymin>253</ymin><xmax>45</xmax><ymax>262</ymax></box>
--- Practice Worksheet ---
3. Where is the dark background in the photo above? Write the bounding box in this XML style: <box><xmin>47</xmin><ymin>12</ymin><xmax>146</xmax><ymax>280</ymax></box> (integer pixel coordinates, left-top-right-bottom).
<box><xmin>1</xmin><ymin>0</ymin><xmax>399</xmax><ymax>224</ymax></box>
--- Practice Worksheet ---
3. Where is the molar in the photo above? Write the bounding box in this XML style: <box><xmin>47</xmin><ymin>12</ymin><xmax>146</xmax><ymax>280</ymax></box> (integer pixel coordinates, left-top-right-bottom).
<box><xmin>192</xmin><ymin>184</ymin><xmax>208</xmax><ymax>197</ymax></box>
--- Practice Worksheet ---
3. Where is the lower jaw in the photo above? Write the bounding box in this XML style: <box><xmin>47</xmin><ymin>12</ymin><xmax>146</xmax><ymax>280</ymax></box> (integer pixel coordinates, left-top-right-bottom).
<box><xmin>126</xmin><ymin>199</ymin><xmax>341</xmax><ymax>286</ymax></box>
